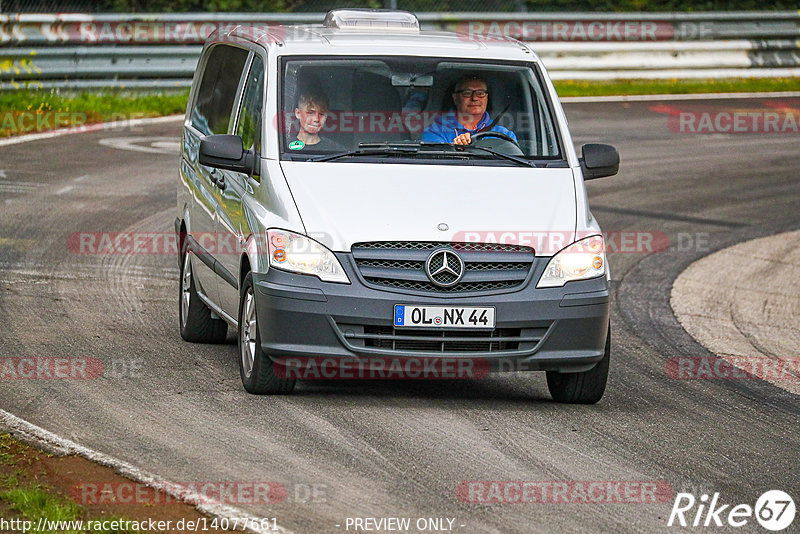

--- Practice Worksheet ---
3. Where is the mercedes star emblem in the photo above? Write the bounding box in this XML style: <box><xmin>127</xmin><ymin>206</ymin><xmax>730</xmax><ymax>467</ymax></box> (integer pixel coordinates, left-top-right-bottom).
<box><xmin>425</xmin><ymin>249</ymin><xmax>464</xmax><ymax>288</ymax></box>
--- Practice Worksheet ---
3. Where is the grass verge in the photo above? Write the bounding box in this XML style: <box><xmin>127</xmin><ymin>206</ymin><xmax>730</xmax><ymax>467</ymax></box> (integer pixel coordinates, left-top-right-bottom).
<box><xmin>0</xmin><ymin>89</ymin><xmax>189</xmax><ymax>137</ymax></box>
<box><xmin>553</xmin><ymin>77</ymin><xmax>800</xmax><ymax>97</ymax></box>
<box><xmin>0</xmin><ymin>433</ymin><xmax>227</xmax><ymax>534</ymax></box>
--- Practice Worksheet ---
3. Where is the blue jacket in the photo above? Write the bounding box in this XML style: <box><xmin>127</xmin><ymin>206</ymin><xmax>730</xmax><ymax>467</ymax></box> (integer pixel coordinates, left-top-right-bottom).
<box><xmin>421</xmin><ymin>111</ymin><xmax>517</xmax><ymax>144</ymax></box>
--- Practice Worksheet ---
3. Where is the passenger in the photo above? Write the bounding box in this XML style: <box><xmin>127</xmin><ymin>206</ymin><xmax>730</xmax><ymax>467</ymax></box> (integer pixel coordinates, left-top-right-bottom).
<box><xmin>422</xmin><ymin>74</ymin><xmax>517</xmax><ymax>145</ymax></box>
<box><xmin>290</xmin><ymin>90</ymin><xmax>344</xmax><ymax>151</ymax></box>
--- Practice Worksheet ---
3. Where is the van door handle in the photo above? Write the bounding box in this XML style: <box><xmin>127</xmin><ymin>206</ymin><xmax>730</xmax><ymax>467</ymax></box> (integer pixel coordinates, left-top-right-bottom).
<box><xmin>210</xmin><ymin>169</ymin><xmax>226</xmax><ymax>190</ymax></box>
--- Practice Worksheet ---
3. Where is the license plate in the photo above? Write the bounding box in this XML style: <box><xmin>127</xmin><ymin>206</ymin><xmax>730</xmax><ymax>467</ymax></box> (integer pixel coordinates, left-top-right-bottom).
<box><xmin>394</xmin><ymin>305</ymin><xmax>495</xmax><ymax>329</ymax></box>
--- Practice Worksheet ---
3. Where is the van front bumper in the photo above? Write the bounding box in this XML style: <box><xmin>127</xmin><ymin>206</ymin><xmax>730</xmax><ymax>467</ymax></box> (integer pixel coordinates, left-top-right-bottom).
<box><xmin>252</xmin><ymin>257</ymin><xmax>610</xmax><ymax>373</ymax></box>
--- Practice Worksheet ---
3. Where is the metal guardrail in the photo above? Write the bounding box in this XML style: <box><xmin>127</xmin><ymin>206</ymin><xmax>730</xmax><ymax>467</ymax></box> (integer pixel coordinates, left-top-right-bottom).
<box><xmin>1</xmin><ymin>12</ymin><xmax>799</xmax><ymax>88</ymax></box>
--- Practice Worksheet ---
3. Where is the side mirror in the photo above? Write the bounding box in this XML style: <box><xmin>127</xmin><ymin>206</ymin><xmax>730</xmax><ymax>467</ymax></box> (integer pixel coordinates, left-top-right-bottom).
<box><xmin>580</xmin><ymin>143</ymin><xmax>619</xmax><ymax>180</ymax></box>
<box><xmin>199</xmin><ymin>134</ymin><xmax>257</xmax><ymax>175</ymax></box>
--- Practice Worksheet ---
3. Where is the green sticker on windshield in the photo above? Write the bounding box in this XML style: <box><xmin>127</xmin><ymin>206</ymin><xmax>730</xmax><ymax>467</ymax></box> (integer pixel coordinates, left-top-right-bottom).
<box><xmin>288</xmin><ymin>140</ymin><xmax>305</xmax><ymax>150</ymax></box>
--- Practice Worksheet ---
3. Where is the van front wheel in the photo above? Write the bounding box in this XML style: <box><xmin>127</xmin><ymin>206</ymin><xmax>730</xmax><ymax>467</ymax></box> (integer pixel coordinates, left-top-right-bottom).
<box><xmin>238</xmin><ymin>273</ymin><xmax>296</xmax><ymax>395</ymax></box>
<box><xmin>546</xmin><ymin>325</ymin><xmax>610</xmax><ymax>404</ymax></box>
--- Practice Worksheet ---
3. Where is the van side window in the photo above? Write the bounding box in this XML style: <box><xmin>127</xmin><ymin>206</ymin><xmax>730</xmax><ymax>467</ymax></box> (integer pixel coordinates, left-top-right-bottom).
<box><xmin>191</xmin><ymin>45</ymin><xmax>249</xmax><ymax>136</ymax></box>
<box><xmin>236</xmin><ymin>55</ymin><xmax>265</xmax><ymax>155</ymax></box>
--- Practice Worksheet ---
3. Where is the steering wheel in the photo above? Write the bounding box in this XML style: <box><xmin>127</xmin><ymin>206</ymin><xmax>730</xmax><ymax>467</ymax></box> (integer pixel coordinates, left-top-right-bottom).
<box><xmin>470</xmin><ymin>130</ymin><xmax>521</xmax><ymax>149</ymax></box>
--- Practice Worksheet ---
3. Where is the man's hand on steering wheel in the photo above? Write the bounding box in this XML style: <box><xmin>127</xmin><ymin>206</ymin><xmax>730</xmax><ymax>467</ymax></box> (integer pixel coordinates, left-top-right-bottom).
<box><xmin>470</xmin><ymin>130</ymin><xmax>521</xmax><ymax>148</ymax></box>
<box><xmin>453</xmin><ymin>133</ymin><xmax>472</xmax><ymax>145</ymax></box>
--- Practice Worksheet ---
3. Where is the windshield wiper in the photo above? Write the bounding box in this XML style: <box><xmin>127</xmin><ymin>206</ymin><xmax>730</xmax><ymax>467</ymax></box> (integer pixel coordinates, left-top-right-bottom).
<box><xmin>420</xmin><ymin>141</ymin><xmax>535</xmax><ymax>167</ymax></box>
<box><xmin>309</xmin><ymin>142</ymin><xmax>461</xmax><ymax>162</ymax></box>
<box><xmin>459</xmin><ymin>145</ymin><xmax>537</xmax><ymax>168</ymax></box>
<box><xmin>310</xmin><ymin>146</ymin><xmax>417</xmax><ymax>162</ymax></box>
<box><xmin>305</xmin><ymin>142</ymin><xmax>535</xmax><ymax>167</ymax></box>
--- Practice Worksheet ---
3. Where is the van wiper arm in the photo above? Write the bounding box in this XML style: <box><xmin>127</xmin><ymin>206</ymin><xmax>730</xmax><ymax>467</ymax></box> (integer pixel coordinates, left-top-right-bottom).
<box><xmin>460</xmin><ymin>145</ymin><xmax>537</xmax><ymax>168</ymax></box>
<box><xmin>307</xmin><ymin>142</ymin><xmax>532</xmax><ymax>165</ymax></box>
<box><xmin>419</xmin><ymin>141</ymin><xmax>534</xmax><ymax>167</ymax></box>
<box><xmin>309</xmin><ymin>142</ymin><xmax>465</xmax><ymax>162</ymax></box>
<box><xmin>311</xmin><ymin>146</ymin><xmax>420</xmax><ymax>162</ymax></box>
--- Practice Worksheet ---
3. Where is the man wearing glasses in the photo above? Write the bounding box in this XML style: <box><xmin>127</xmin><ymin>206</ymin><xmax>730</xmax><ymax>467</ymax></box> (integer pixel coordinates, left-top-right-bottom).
<box><xmin>422</xmin><ymin>74</ymin><xmax>517</xmax><ymax>145</ymax></box>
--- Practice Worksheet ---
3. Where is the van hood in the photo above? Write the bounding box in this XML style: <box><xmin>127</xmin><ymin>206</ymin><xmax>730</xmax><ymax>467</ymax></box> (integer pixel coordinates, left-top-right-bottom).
<box><xmin>279</xmin><ymin>161</ymin><xmax>577</xmax><ymax>254</ymax></box>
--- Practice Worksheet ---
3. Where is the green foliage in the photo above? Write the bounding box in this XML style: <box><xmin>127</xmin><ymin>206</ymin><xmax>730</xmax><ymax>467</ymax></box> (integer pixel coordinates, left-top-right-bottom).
<box><xmin>0</xmin><ymin>89</ymin><xmax>188</xmax><ymax>116</ymax></box>
<box><xmin>553</xmin><ymin>77</ymin><xmax>800</xmax><ymax>96</ymax></box>
<box><xmin>99</xmin><ymin>0</ymin><xmax>288</xmax><ymax>11</ymax></box>
<box><xmin>0</xmin><ymin>434</ymin><xmax>12</xmax><ymax>464</ymax></box>
<box><xmin>0</xmin><ymin>485</ymin><xmax>82</xmax><ymax>529</ymax></box>
<box><xmin>0</xmin><ymin>484</ymin><xmax>138</xmax><ymax>533</ymax></box>
<box><xmin>94</xmin><ymin>0</ymin><xmax>800</xmax><ymax>11</ymax></box>
<box><xmin>0</xmin><ymin>89</ymin><xmax>189</xmax><ymax>137</ymax></box>
<box><xmin>525</xmin><ymin>0</ymin><xmax>797</xmax><ymax>11</ymax></box>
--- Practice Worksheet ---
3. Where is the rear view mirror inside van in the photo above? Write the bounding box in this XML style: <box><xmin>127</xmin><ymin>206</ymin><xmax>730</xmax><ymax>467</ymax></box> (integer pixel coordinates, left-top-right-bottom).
<box><xmin>391</xmin><ymin>73</ymin><xmax>434</xmax><ymax>87</ymax></box>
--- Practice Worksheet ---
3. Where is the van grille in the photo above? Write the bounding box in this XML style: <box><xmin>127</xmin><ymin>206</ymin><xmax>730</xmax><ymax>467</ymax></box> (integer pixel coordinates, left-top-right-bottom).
<box><xmin>351</xmin><ymin>241</ymin><xmax>535</xmax><ymax>294</ymax></box>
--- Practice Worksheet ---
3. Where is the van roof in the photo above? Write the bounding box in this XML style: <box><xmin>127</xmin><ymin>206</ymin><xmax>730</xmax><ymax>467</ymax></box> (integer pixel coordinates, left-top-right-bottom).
<box><xmin>217</xmin><ymin>24</ymin><xmax>539</xmax><ymax>62</ymax></box>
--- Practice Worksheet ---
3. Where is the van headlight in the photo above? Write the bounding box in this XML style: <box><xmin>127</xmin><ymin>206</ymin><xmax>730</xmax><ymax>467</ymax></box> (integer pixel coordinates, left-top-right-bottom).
<box><xmin>267</xmin><ymin>229</ymin><xmax>350</xmax><ymax>284</ymax></box>
<box><xmin>536</xmin><ymin>235</ymin><xmax>606</xmax><ymax>288</ymax></box>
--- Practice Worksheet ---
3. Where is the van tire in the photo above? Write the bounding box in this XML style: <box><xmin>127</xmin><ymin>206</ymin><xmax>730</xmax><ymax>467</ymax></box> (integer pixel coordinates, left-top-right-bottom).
<box><xmin>238</xmin><ymin>273</ymin><xmax>296</xmax><ymax>395</ymax></box>
<box><xmin>546</xmin><ymin>325</ymin><xmax>610</xmax><ymax>404</ymax></box>
<box><xmin>179</xmin><ymin>242</ymin><xmax>228</xmax><ymax>343</ymax></box>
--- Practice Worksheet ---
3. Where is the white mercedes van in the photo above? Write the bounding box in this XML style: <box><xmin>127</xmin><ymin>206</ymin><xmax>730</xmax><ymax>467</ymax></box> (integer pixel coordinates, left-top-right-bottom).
<box><xmin>176</xmin><ymin>9</ymin><xmax>619</xmax><ymax>403</ymax></box>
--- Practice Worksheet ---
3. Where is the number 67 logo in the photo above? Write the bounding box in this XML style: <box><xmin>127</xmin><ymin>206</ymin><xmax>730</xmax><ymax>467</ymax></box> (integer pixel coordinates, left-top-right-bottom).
<box><xmin>756</xmin><ymin>490</ymin><xmax>796</xmax><ymax>531</ymax></box>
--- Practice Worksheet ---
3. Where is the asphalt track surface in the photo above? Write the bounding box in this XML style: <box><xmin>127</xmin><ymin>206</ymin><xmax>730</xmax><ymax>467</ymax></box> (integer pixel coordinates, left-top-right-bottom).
<box><xmin>0</xmin><ymin>98</ymin><xmax>798</xmax><ymax>533</ymax></box>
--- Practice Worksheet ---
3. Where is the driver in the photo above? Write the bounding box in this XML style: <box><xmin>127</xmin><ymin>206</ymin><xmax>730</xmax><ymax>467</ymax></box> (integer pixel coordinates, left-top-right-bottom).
<box><xmin>422</xmin><ymin>74</ymin><xmax>517</xmax><ymax>145</ymax></box>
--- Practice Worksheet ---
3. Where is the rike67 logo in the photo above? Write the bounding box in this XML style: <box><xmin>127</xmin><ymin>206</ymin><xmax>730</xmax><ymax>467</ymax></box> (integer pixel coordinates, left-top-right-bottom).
<box><xmin>668</xmin><ymin>490</ymin><xmax>795</xmax><ymax>531</ymax></box>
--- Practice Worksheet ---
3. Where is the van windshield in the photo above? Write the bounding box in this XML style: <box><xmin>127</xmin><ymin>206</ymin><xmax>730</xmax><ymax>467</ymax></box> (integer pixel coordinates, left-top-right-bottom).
<box><xmin>279</xmin><ymin>56</ymin><xmax>563</xmax><ymax>164</ymax></box>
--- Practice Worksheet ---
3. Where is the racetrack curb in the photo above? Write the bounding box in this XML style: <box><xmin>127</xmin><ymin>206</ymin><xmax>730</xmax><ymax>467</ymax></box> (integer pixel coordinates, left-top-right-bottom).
<box><xmin>671</xmin><ymin>230</ymin><xmax>800</xmax><ymax>395</ymax></box>
<box><xmin>615</xmin><ymin>217</ymin><xmax>800</xmax><ymax>415</ymax></box>
<box><xmin>0</xmin><ymin>409</ymin><xmax>294</xmax><ymax>534</ymax></box>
